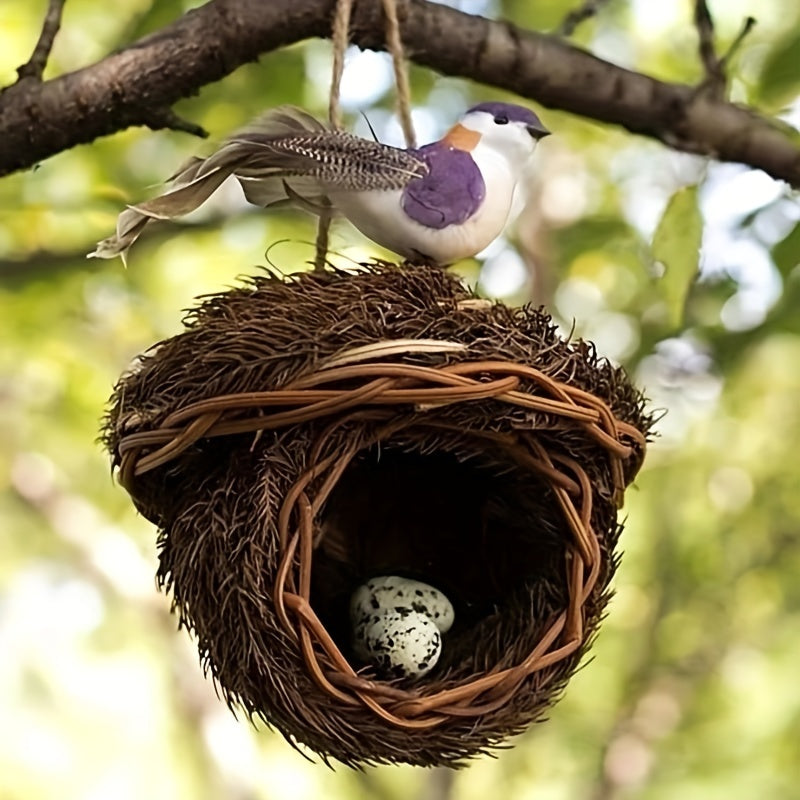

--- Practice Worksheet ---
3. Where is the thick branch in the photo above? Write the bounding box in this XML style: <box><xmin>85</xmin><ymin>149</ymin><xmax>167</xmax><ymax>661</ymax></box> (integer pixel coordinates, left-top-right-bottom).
<box><xmin>0</xmin><ymin>0</ymin><xmax>798</xmax><ymax>186</ymax></box>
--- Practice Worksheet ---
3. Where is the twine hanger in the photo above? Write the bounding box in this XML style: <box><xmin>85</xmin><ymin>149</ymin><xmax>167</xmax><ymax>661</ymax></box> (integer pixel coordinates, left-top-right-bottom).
<box><xmin>315</xmin><ymin>0</ymin><xmax>417</xmax><ymax>270</ymax></box>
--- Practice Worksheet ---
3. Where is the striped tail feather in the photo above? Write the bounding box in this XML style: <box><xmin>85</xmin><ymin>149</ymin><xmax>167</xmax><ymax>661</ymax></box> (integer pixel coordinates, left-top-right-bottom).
<box><xmin>89</xmin><ymin>105</ymin><xmax>427</xmax><ymax>263</ymax></box>
<box><xmin>88</xmin><ymin>106</ymin><xmax>333</xmax><ymax>263</ymax></box>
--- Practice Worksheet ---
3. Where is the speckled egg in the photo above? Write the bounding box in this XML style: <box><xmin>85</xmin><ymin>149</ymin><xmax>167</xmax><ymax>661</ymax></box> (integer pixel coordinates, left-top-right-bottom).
<box><xmin>354</xmin><ymin>608</ymin><xmax>442</xmax><ymax>679</ymax></box>
<box><xmin>349</xmin><ymin>575</ymin><xmax>455</xmax><ymax>633</ymax></box>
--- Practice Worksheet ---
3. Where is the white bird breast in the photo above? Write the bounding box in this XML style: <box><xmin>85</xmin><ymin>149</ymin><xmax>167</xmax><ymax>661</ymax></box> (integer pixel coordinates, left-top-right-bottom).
<box><xmin>331</xmin><ymin>145</ymin><xmax>517</xmax><ymax>263</ymax></box>
<box><xmin>350</xmin><ymin>576</ymin><xmax>455</xmax><ymax>679</ymax></box>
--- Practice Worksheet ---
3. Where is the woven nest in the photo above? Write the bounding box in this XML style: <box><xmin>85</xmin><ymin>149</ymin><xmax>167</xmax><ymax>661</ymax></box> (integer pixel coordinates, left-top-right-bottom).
<box><xmin>103</xmin><ymin>263</ymin><xmax>651</xmax><ymax>767</ymax></box>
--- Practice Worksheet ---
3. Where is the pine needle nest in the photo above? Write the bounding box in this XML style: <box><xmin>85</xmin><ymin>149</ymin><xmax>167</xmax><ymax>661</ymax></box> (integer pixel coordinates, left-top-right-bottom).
<box><xmin>103</xmin><ymin>263</ymin><xmax>651</xmax><ymax>767</ymax></box>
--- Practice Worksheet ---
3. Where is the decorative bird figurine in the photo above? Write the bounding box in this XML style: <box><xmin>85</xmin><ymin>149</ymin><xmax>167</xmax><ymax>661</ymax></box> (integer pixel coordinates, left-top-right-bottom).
<box><xmin>89</xmin><ymin>102</ymin><xmax>549</xmax><ymax>265</ymax></box>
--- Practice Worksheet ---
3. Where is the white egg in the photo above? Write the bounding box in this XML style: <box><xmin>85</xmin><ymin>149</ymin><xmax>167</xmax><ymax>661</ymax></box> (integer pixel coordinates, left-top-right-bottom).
<box><xmin>349</xmin><ymin>575</ymin><xmax>455</xmax><ymax>633</ymax></box>
<box><xmin>355</xmin><ymin>609</ymin><xmax>442</xmax><ymax>679</ymax></box>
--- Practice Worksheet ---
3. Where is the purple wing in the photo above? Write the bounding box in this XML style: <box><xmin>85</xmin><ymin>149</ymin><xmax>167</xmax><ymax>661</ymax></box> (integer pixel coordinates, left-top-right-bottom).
<box><xmin>401</xmin><ymin>142</ymin><xmax>485</xmax><ymax>229</ymax></box>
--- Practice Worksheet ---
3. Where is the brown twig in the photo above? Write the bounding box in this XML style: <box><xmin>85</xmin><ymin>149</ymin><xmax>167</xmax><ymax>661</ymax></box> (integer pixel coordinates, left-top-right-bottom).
<box><xmin>693</xmin><ymin>2</ymin><xmax>756</xmax><ymax>100</ymax></box>
<box><xmin>558</xmin><ymin>0</ymin><xmax>611</xmax><ymax>37</ymax></box>
<box><xmin>0</xmin><ymin>209</ymin><xmax>269</xmax><ymax>283</ymax></box>
<box><xmin>15</xmin><ymin>0</ymin><xmax>66</xmax><ymax>82</ymax></box>
<box><xmin>141</xmin><ymin>106</ymin><xmax>208</xmax><ymax>138</ymax></box>
<box><xmin>720</xmin><ymin>15</ymin><xmax>756</xmax><ymax>72</ymax></box>
<box><xmin>694</xmin><ymin>0</ymin><xmax>725</xmax><ymax>96</ymax></box>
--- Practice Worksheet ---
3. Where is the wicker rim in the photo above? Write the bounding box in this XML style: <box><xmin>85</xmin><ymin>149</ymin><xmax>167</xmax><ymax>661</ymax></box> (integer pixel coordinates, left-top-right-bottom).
<box><xmin>116</xmin><ymin>343</ymin><xmax>646</xmax><ymax>730</ymax></box>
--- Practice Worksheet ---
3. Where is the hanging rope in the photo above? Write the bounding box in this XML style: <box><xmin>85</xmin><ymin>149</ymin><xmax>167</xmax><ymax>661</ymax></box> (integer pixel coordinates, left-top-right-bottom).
<box><xmin>316</xmin><ymin>0</ymin><xmax>416</xmax><ymax>271</ymax></box>
<box><xmin>315</xmin><ymin>0</ymin><xmax>355</xmax><ymax>271</ymax></box>
<box><xmin>382</xmin><ymin>0</ymin><xmax>416</xmax><ymax>148</ymax></box>
<box><xmin>330</xmin><ymin>0</ymin><xmax>415</xmax><ymax>144</ymax></box>
<box><xmin>328</xmin><ymin>0</ymin><xmax>354</xmax><ymax>131</ymax></box>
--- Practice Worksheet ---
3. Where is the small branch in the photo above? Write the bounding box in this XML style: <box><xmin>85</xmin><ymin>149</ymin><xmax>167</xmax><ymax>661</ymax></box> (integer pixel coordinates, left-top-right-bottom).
<box><xmin>719</xmin><ymin>15</ymin><xmax>756</xmax><ymax>72</ymax></box>
<box><xmin>558</xmin><ymin>0</ymin><xmax>611</xmax><ymax>37</ymax></box>
<box><xmin>694</xmin><ymin>0</ymin><xmax>725</xmax><ymax>96</ymax></box>
<box><xmin>0</xmin><ymin>210</ymin><xmax>266</xmax><ymax>282</ymax></box>
<box><xmin>15</xmin><ymin>0</ymin><xmax>66</xmax><ymax>83</ymax></box>
<box><xmin>693</xmin><ymin>3</ymin><xmax>756</xmax><ymax>100</ymax></box>
<box><xmin>142</xmin><ymin>107</ymin><xmax>209</xmax><ymax>138</ymax></box>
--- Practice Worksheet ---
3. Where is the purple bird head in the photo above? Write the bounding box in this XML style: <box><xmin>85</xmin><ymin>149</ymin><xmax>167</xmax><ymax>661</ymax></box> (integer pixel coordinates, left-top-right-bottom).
<box><xmin>465</xmin><ymin>102</ymin><xmax>550</xmax><ymax>139</ymax></box>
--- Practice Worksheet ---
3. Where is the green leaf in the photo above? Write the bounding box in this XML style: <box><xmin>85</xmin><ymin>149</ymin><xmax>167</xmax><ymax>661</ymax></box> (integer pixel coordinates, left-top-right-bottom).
<box><xmin>652</xmin><ymin>185</ymin><xmax>703</xmax><ymax>329</ymax></box>
<box><xmin>757</xmin><ymin>30</ymin><xmax>800</xmax><ymax>109</ymax></box>
<box><xmin>772</xmin><ymin>221</ymin><xmax>800</xmax><ymax>278</ymax></box>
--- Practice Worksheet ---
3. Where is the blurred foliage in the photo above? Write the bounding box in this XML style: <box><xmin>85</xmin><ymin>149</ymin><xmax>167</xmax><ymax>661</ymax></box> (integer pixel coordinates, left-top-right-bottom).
<box><xmin>757</xmin><ymin>27</ymin><xmax>800</xmax><ymax>108</ymax></box>
<box><xmin>652</xmin><ymin>185</ymin><xmax>702</xmax><ymax>329</ymax></box>
<box><xmin>2</xmin><ymin>0</ymin><xmax>800</xmax><ymax>798</ymax></box>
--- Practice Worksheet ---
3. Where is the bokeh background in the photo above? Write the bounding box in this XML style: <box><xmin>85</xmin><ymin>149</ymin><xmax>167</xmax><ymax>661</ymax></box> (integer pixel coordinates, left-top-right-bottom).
<box><xmin>2</xmin><ymin>0</ymin><xmax>800</xmax><ymax>798</ymax></box>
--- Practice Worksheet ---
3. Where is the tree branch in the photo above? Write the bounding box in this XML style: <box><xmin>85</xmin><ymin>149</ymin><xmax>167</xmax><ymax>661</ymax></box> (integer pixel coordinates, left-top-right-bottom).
<box><xmin>694</xmin><ymin>0</ymin><xmax>725</xmax><ymax>96</ymax></box>
<box><xmin>692</xmin><ymin>1</ymin><xmax>756</xmax><ymax>99</ymax></box>
<box><xmin>140</xmin><ymin>106</ymin><xmax>209</xmax><ymax>138</ymax></box>
<box><xmin>720</xmin><ymin>15</ymin><xmax>756</xmax><ymax>72</ymax></box>
<box><xmin>0</xmin><ymin>0</ymin><xmax>798</xmax><ymax>186</ymax></box>
<box><xmin>557</xmin><ymin>0</ymin><xmax>612</xmax><ymax>37</ymax></box>
<box><xmin>0</xmin><ymin>209</ymin><xmax>266</xmax><ymax>282</ymax></box>
<box><xmin>15</xmin><ymin>0</ymin><xmax>66</xmax><ymax>82</ymax></box>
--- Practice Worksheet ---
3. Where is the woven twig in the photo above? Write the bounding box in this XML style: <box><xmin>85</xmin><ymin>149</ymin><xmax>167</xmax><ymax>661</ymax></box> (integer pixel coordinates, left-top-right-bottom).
<box><xmin>117</xmin><ymin>352</ymin><xmax>644</xmax><ymax>728</ymax></box>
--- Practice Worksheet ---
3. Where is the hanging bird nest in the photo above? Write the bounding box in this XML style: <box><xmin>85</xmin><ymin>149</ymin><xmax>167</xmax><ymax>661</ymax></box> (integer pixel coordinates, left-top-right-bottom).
<box><xmin>103</xmin><ymin>262</ymin><xmax>651</xmax><ymax>767</ymax></box>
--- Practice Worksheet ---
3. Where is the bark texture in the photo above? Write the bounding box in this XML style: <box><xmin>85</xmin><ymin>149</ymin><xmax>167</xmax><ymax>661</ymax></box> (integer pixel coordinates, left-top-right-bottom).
<box><xmin>0</xmin><ymin>0</ymin><xmax>798</xmax><ymax>185</ymax></box>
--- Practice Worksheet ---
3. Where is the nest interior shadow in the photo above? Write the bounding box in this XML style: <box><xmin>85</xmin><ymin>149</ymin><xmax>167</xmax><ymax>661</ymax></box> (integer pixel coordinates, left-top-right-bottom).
<box><xmin>315</xmin><ymin>445</ymin><xmax>566</xmax><ymax>673</ymax></box>
<box><xmin>103</xmin><ymin>262</ymin><xmax>652</xmax><ymax>767</ymax></box>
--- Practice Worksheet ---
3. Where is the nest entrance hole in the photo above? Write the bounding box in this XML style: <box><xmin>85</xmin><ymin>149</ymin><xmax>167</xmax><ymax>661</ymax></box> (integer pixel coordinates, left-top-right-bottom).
<box><xmin>311</xmin><ymin>442</ymin><xmax>567</xmax><ymax>676</ymax></box>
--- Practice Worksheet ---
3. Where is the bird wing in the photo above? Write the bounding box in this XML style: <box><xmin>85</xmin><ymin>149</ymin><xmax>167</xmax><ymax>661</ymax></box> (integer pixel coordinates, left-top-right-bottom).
<box><xmin>400</xmin><ymin>143</ymin><xmax>486</xmax><ymax>229</ymax></box>
<box><xmin>89</xmin><ymin>106</ymin><xmax>428</xmax><ymax>262</ymax></box>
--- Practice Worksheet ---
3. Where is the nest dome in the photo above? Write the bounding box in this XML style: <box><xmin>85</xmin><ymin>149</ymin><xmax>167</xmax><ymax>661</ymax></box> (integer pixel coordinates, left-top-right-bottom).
<box><xmin>104</xmin><ymin>263</ymin><xmax>651</xmax><ymax>767</ymax></box>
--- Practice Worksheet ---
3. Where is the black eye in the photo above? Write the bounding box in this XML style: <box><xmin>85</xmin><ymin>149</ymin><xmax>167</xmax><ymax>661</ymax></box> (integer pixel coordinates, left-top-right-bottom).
<box><xmin>493</xmin><ymin>114</ymin><xmax>509</xmax><ymax>125</ymax></box>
